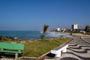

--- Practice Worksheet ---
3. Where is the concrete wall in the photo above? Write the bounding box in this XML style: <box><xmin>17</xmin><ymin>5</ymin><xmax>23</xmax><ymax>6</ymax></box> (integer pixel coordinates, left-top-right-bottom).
<box><xmin>51</xmin><ymin>44</ymin><xmax>68</xmax><ymax>57</ymax></box>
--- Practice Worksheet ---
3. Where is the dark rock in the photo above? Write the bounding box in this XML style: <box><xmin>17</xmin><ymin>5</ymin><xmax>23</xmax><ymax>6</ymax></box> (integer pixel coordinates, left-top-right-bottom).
<box><xmin>0</xmin><ymin>36</ymin><xmax>16</xmax><ymax>41</ymax></box>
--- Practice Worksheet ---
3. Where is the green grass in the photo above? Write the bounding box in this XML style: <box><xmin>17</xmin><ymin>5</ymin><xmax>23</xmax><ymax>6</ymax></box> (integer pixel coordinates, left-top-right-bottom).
<box><xmin>23</xmin><ymin>38</ymin><xmax>71</xmax><ymax>57</ymax></box>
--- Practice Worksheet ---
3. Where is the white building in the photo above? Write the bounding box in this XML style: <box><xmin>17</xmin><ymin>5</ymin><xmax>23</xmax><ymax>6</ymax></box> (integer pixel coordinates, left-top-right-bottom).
<box><xmin>72</xmin><ymin>24</ymin><xmax>78</xmax><ymax>30</ymax></box>
<box><xmin>56</xmin><ymin>28</ymin><xmax>61</xmax><ymax>31</ymax></box>
<box><xmin>62</xmin><ymin>28</ymin><xmax>66</xmax><ymax>32</ymax></box>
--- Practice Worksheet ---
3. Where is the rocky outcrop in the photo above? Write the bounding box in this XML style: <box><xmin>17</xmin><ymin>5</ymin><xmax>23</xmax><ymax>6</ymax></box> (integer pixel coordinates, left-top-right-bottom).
<box><xmin>0</xmin><ymin>36</ymin><xmax>16</xmax><ymax>41</ymax></box>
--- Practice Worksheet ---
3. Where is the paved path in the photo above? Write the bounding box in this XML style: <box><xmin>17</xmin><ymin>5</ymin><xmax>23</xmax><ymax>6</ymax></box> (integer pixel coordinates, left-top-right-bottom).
<box><xmin>60</xmin><ymin>36</ymin><xmax>90</xmax><ymax>60</ymax></box>
<box><xmin>0</xmin><ymin>58</ymin><xmax>14</xmax><ymax>60</ymax></box>
<box><xmin>0</xmin><ymin>56</ymin><xmax>14</xmax><ymax>60</ymax></box>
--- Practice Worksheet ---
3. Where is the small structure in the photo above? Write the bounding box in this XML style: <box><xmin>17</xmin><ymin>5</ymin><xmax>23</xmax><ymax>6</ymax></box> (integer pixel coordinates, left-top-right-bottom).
<box><xmin>61</xmin><ymin>28</ymin><xmax>67</xmax><ymax>32</ymax></box>
<box><xmin>0</xmin><ymin>42</ymin><xmax>24</xmax><ymax>60</ymax></box>
<box><xmin>56</xmin><ymin>28</ymin><xmax>61</xmax><ymax>32</ymax></box>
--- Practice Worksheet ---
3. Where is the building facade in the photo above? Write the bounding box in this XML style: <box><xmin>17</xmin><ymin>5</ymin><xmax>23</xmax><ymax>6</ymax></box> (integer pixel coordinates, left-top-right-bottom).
<box><xmin>72</xmin><ymin>24</ymin><xmax>78</xmax><ymax>30</ymax></box>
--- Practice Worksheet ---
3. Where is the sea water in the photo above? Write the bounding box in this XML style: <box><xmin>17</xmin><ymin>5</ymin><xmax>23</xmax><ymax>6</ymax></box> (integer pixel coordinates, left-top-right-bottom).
<box><xmin>0</xmin><ymin>31</ymin><xmax>72</xmax><ymax>40</ymax></box>
<box><xmin>0</xmin><ymin>31</ymin><xmax>41</xmax><ymax>40</ymax></box>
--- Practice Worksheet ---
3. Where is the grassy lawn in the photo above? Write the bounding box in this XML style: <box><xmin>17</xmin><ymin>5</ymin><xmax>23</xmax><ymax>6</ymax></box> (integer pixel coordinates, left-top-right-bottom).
<box><xmin>23</xmin><ymin>38</ymin><xmax>71</xmax><ymax>57</ymax></box>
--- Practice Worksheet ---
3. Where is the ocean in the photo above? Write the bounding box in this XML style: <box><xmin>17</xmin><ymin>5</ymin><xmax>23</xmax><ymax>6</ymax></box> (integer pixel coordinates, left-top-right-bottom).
<box><xmin>0</xmin><ymin>31</ymin><xmax>41</xmax><ymax>40</ymax></box>
<box><xmin>0</xmin><ymin>31</ymin><xmax>72</xmax><ymax>40</ymax></box>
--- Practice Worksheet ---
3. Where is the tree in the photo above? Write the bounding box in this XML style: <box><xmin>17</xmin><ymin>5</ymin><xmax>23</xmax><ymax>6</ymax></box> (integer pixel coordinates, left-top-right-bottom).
<box><xmin>85</xmin><ymin>25</ymin><xmax>90</xmax><ymax>32</ymax></box>
<box><xmin>41</xmin><ymin>24</ymin><xmax>49</xmax><ymax>40</ymax></box>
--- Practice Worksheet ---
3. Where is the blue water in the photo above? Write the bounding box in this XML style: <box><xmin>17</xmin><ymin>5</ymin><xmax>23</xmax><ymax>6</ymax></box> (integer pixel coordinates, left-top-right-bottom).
<box><xmin>0</xmin><ymin>31</ymin><xmax>72</xmax><ymax>40</ymax></box>
<box><xmin>0</xmin><ymin>31</ymin><xmax>41</xmax><ymax>40</ymax></box>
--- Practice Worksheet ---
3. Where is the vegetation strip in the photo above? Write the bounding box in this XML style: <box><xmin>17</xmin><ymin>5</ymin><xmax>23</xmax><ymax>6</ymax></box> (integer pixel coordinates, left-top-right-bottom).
<box><xmin>23</xmin><ymin>38</ymin><xmax>71</xmax><ymax>57</ymax></box>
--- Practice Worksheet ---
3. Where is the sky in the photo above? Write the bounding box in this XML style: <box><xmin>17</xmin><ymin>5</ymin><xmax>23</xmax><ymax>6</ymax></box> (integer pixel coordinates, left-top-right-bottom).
<box><xmin>0</xmin><ymin>0</ymin><xmax>90</xmax><ymax>31</ymax></box>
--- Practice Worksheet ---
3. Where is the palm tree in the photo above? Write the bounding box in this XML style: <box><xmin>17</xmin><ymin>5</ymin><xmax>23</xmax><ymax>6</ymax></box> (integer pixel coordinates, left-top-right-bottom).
<box><xmin>41</xmin><ymin>24</ymin><xmax>49</xmax><ymax>40</ymax></box>
<box><xmin>85</xmin><ymin>25</ymin><xmax>90</xmax><ymax>32</ymax></box>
